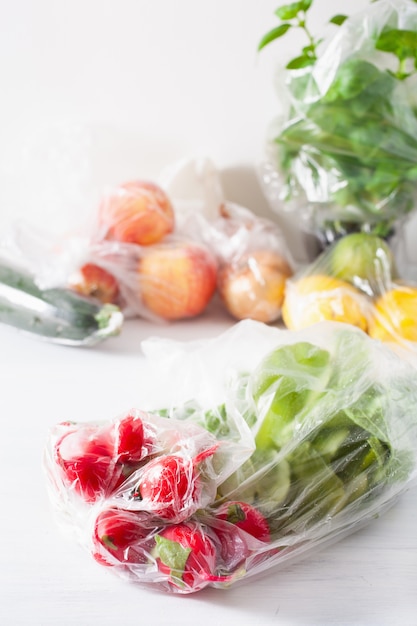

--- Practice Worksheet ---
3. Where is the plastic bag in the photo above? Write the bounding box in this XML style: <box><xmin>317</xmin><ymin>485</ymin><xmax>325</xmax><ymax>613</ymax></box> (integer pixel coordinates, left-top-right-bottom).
<box><xmin>2</xmin><ymin>158</ymin><xmax>294</xmax><ymax>324</ymax></box>
<box><xmin>44</xmin><ymin>319</ymin><xmax>417</xmax><ymax>594</ymax></box>
<box><xmin>1</xmin><ymin>178</ymin><xmax>218</xmax><ymax>323</ymax></box>
<box><xmin>259</xmin><ymin>0</ymin><xmax>417</xmax><ymax>251</ymax></box>
<box><xmin>161</xmin><ymin>157</ymin><xmax>295</xmax><ymax>323</ymax></box>
<box><xmin>281</xmin><ymin>231</ymin><xmax>417</xmax><ymax>360</ymax></box>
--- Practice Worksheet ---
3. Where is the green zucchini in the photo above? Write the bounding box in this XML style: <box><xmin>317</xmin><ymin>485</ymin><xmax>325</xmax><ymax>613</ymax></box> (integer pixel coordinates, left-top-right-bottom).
<box><xmin>0</xmin><ymin>259</ymin><xmax>123</xmax><ymax>346</ymax></box>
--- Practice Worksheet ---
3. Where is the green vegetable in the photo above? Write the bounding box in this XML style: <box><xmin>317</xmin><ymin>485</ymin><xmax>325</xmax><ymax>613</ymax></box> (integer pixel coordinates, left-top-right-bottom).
<box><xmin>258</xmin><ymin>0</ymin><xmax>319</xmax><ymax>69</ymax></box>
<box><xmin>0</xmin><ymin>259</ymin><xmax>123</xmax><ymax>346</ymax></box>
<box><xmin>218</xmin><ymin>327</ymin><xmax>416</xmax><ymax>539</ymax></box>
<box><xmin>259</xmin><ymin>0</ymin><xmax>417</xmax><ymax>239</ymax></box>
<box><xmin>157</xmin><ymin>401</ymin><xmax>233</xmax><ymax>440</ymax></box>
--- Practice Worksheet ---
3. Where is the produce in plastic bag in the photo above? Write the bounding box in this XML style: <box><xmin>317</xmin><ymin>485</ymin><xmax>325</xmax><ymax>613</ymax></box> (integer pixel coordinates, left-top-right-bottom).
<box><xmin>217</xmin><ymin>245</ymin><xmax>292</xmax><ymax>323</ymax></box>
<box><xmin>69</xmin><ymin>178</ymin><xmax>219</xmax><ymax>321</ymax></box>
<box><xmin>96</xmin><ymin>180</ymin><xmax>175</xmax><ymax>246</ymax></box>
<box><xmin>161</xmin><ymin>158</ymin><xmax>295</xmax><ymax>323</ymax></box>
<box><xmin>258</xmin><ymin>0</ymin><xmax>417</xmax><ymax>248</ymax></box>
<box><xmin>282</xmin><ymin>231</ymin><xmax>417</xmax><ymax>355</ymax></box>
<box><xmin>180</xmin><ymin>201</ymin><xmax>294</xmax><ymax>323</ymax></box>
<box><xmin>0</xmin><ymin>255</ymin><xmax>123</xmax><ymax>347</ymax></box>
<box><xmin>2</xmin><ymin>179</ymin><xmax>219</xmax><ymax>322</ymax></box>
<box><xmin>3</xmin><ymin>158</ymin><xmax>294</xmax><ymax>324</ymax></box>
<box><xmin>44</xmin><ymin>320</ymin><xmax>417</xmax><ymax>594</ymax></box>
<box><xmin>368</xmin><ymin>282</ymin><xmax>417</xmax><ymax>345</ymax></box>
<box><xmin>139</xmin><ymin>240</ymin><xmax>218</xmax><ymax>321</ymax></box>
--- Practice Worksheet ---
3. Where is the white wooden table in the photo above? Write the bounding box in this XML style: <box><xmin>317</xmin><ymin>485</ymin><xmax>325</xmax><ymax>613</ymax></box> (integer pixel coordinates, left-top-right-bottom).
<box><xmin>1</xmin><ymin>302</ymin><xmax>416</xmax><ymax>626</ymax></box>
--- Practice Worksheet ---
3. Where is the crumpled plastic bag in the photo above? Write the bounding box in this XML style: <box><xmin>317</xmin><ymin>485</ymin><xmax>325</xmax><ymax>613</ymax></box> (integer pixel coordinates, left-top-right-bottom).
<box><xmin>280</xmin><ymin>230</ymin><xmax>417</xmax><ymax>361</ymax></box>
<box><xmin>44</xmin><ymin>319</ymin><xmax>417</xmax><ymax>594</ymax></box>
<box><xmin>1</xmin><ymin>157</ymin><xmax>294</xmax><ymax>324</ymax></box>
<box><xmin>259</xmin><ymin>0</ymin><xmax>417</xmax><ymax>258</ymax></box>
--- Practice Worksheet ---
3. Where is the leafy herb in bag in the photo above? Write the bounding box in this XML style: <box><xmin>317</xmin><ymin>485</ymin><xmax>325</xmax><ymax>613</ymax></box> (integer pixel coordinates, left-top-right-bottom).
<box><xmin>259</xmin><ymin>0</ymin><xmax>417</xmax><ymax>244</ymax></box>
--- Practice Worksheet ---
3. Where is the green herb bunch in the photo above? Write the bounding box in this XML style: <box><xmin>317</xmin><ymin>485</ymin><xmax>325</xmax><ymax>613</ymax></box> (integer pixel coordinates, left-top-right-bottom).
<box><xmin>259</xmin><ymin>0</ymin><xmax>417</xmax><ymax>241</ymax></box>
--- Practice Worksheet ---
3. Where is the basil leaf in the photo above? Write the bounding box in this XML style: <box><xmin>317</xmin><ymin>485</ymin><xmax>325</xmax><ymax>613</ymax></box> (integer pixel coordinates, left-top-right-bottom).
<box><xmin>286</xmin><ymin>54</ymin><xmax>316</xmax><ymax>69</ymax></box>
<box><xmin>258</xmin><ymin>23</ymin><xmax>291</xmax><ymax>51</ymax></box>
<box><xmin>375</xmin><ymin>28</ymin><xmax>417</xmax><ymax>61</ymax></box>
<box><xmin>301</xmin><ymin>0</ymin><xmax>313</xmax><ymax>9</ymax></box>
<box><xmin>330</xmin><ymin>14</ymin><xmax>348</xmax><ymax>26</ymax></box>
<box><xmin>323</xmin><ymin>59</ymin><xmax>385</xmax><ymax>102</ymax></box>
<box><xmin>275</xmin><ymin>2</ymin><xmax>306</xmax><ymax>21</ymax></box>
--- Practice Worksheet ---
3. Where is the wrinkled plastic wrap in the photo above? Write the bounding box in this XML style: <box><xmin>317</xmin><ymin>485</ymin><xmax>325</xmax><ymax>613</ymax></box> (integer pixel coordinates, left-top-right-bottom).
<box><xmin>260</xmin><ymin>0</ymin><xmax>417</xmax><ymax>252</ymax></box>
<box><xmin>44</xmin><ymin>320</ymin><xmax>417</xmax><ymax>594</ymax></box>
<box><xmin>2</xmin><ymin>158</ymin><xmax>294</xmax><ymax>324</ymax></box>
<box><xmin>281</xmin><ymin>231</ymin><xmax>417</xmax><ymax>359</ymax></box>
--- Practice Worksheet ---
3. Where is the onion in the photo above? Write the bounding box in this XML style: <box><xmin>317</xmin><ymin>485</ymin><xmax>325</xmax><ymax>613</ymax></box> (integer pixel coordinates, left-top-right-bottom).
<box><xmin>218</xmin><ymin>250</ymin><xmax>292</xmax><ymax>323</ymax></box>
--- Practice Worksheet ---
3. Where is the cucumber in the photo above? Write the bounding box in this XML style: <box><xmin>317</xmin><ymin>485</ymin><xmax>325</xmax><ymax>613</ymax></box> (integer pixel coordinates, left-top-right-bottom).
<box><xmin>0</xmin><ymin>260</ymin><xmax>124</xmax><ymax>346</ymax></box>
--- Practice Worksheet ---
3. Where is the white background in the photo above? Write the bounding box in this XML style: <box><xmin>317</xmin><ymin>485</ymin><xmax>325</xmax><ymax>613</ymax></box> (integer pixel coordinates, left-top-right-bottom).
<box><xmin>0</xmin><ymin>0</ymin><xmax>416</xmax><ymax>266</ymax></box>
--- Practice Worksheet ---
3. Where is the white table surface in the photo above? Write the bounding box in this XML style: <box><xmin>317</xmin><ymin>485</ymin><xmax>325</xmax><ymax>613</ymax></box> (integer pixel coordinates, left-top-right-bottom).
<box><xmin>1</xmin><ymin>300</ymin><xmax>416</xmax><ymax>626</ymax></box>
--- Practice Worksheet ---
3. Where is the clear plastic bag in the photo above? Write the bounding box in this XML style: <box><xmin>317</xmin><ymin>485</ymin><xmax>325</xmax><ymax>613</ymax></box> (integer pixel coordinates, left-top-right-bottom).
<box><xmin>259</xmin><ymin>0</ymin><xmax>417</xmax><ymax>250</ymax></box>
<box><xmin>1</xmin><ymin>173</ymin><xmax>219</xmax><ymax>322</ymax></box>
<box><xmin>281</xmin><ymin>231</ymin><xmax>417</xmax><ymax>359</ymax></box>
<box><xmin>44</xmin><ymin>320</ymin><xmax>417</xmax><ymax>594</ymax></box>
<box><xmin>161</xmin><ymin>158</ymin><xmax>295</xmax><ymax>323</ymax></box>
<box><xmin>2</xmin><ymin>158</ymin><xmax>294</xmax><ymax>324</ymax></box>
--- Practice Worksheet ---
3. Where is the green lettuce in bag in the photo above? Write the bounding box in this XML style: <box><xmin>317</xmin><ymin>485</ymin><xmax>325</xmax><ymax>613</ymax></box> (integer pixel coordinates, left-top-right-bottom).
<box><xmin>218</xmin><ymin>326</ymin><xmax>415</xmax><ymax>551</ymax></box>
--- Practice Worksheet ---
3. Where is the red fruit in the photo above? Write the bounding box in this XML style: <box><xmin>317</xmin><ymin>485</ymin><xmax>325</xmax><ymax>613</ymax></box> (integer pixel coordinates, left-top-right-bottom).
<box><xmin>210</xmin><ymin>521</ymin><xmax>251</xmax><ymax>572</ymax></box>
<box><xmin>133</xmin><ymin>446</ymin><xmax>218</xmax><ymax>521</ymax></box>
<box><xmin>154</xmin><ymin>523</ymin><xmax>218</xmax><ymax>592</ymax></box>
<box><xmin>138</xmin><ymin>241</ymin><xmax>217</xmax><ymax>320</ymax></box>
<box><xmin>99</xmin><ymin>180</ymin><xmax>175</xmax><ymax>246</ymax></box>
<box><xmin>133</xmin><ymin>455</ymin><xmax>196</xmax><ymax>521</ymax></box>
<box><xmin>92</xmin><ymin>508</ymin><xmax>152</xmax><ymax>566</ymax></box>
<box><xmin>211</xmin><ymin>502</ymin><xmax>273</xmax><ymax>576</ymax></box>
<box><xmin>54</xmin><ymin>426</ymin><xmax>120</xmax><ymax>503</ymax></box>
<box><xmin>95</xmin><ymin>508</ymin><xmax>144</xmax><ymax>550</ymax></box>
<box><xmin>69</xmin><ymin>262</ymin><xmax>120</xmax><ymax>304</ymax></box>
<box><xmin>214</xmin><ymin>501</ymin><xmax>270</xmax><ymax>543</ymax></box>
<box><xmin>114</xmin><ymin>412</ymin><xmax>145</xmax><ymax>463</ymax></box>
